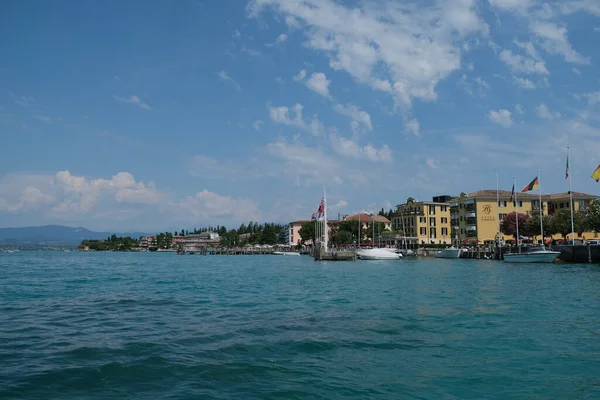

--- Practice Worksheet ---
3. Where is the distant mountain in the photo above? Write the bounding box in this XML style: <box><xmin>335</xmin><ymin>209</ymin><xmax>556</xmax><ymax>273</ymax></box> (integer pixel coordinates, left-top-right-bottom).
<box><xmin>0</xmin><ymin>225</ymin><xmax>150</xmax><ymax>244</ymax></box>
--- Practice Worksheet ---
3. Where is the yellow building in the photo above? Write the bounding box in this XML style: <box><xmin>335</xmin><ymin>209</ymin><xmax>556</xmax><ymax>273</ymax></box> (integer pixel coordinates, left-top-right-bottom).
<box><xmin>392</xmin><ymin>196</ymin><xmax>452</xmax><ymax>245</ymax></box>
<box><xmin>451</xmin><ymin>190</ymin><xmax>599</xmax><ymax>244</ymax></box>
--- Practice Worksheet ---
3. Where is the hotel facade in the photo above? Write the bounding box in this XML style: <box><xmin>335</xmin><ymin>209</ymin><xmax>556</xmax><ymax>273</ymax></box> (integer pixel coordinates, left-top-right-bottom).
<box><xmin>451</xmin><ymin>190</ymin><xmax>599</xmax><ymax>244</ymax></box>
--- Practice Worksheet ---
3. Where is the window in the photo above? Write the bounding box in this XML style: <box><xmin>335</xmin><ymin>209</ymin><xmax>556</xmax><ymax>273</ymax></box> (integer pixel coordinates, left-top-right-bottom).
<box><xmin>420</xmin><ymin>227</ymin><xmax>427</xmax><ymax>235</ymax></box>
<box><xmin>430</xmin><ymin>218</ymin><xmax>436</xmax><ymax>227</ymax></box>
<box><xmin>430</xmin><ymin>227</ymin><xmax>437</xmax><ymax>238</ymax></box>
<box><xmin>519</xmin><ymin>201</ymin><xmax>523</xmax><ymax>207</ymax></box>
<box><xmin>441</xmin><ymin>217</ymin><xmax>448</xmax><ymax>223</ymax></box>
<box><xmin>461</xmin><ymin>228</ymin><xmax>464</xmax><ymax>234</ymax></box>
<box><xmin>440</xmin><ymin>205</ymin><xmax>448</xmax><ymax>212</ymax></box>
<box><xmin>460</xmin><ymin>204</ymin><xmax>464</xmax><ymax>209</ymax></box>
<box><xmin>499</xmin><ymin>213</ymin><xmax>507</xmax><ymax>219</ymax></box>
<box><xmin>442</xmin><ymin>227</ymin><xmax>448</xmax><ymax>236</ymax></box>
<box><xmin>503</xmin><ymin>201</ymin><xmax>507</xmax><ymax>207</ymax></box>
<box><xmin>419</xmin><ymin>217</ymin><xmax>426</xmax><ymax>223</ymax></box>
<box><xmin>460</xmin><ymin>216</ymin><xmax>463</xmax><ymax>221</ymax></box>
<box><xmin>429</xmin><ymin>206</ymin><xmax>436</xmax><ymax>215</ymax></box>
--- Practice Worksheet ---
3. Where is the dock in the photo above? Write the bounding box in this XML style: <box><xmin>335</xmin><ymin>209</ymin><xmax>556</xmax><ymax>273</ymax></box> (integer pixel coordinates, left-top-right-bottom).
<box><xmin>313</xmin><ymin>245</ymin><xmax>355</xmax><ymax>261</ymax></box>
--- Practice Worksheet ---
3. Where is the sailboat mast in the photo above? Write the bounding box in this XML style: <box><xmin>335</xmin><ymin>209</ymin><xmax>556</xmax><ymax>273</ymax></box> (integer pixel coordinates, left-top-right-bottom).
<box><xmin>538</xmin><ymin>170</ymin><xmax>544</xmax><ymax>246</ymax></box>
<box><xmin>358</xmin><ymin>212</ymin><xmax>361</xmax><ymax>249</ymax></box>
<box><xmin>323</xmin><ymin>187</ymin><xmax>328</xmax><ymax>250</ymax></box>
<box><xmin>496</xmin><ymin>170</ymin><xmax>501</xmax><ymax>248</ymax></box>
<box><xmin>514</xmin><ymin>177</ymin><xmax>519</xmax><ymax>252</ymax></box>
<box><xmin>568</xmin><ymin>146</ymin><xmax>575</xmax><ymax>245</ymax></box>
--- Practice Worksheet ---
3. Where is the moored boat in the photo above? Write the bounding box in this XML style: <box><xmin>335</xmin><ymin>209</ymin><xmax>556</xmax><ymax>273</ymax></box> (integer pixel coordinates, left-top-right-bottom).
<box><xmin>273</xmin><ymin>251</ymin><xmax>301</xmax><ymax>256</ymax></box>
<box><xmin>503</xmin><ymin>246</ymin><xmax>560</xmax><ymax>263</ymax></box>
<box><xmin>435</xmin><ymin>247</ymin><xmax>462</xmax><ymax>259</ymax></box>
<box><xmin>357</xmin><ymin>248</ymin><xmax>401</xmax><ymax>260</ymax></box>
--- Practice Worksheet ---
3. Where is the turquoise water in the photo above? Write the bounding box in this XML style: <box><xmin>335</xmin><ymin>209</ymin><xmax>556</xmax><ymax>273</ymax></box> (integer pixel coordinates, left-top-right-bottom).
<box><xmin>1</xmin><ymin>252</ymin><xmax>600</xmax><ymax>399</ymax></box>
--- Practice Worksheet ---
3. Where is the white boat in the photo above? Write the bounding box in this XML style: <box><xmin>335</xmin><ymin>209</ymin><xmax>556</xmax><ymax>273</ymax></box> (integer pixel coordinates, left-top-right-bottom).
<box><xmin>435</xmin><ymin>247</ymin><xmax>462</xmax><ymax>259</ymax></box>
<box><xmin>273</xmin><ymin>251</ymin><xmax>301</xmax><ymax>256</ymax></box>
<box><xmin>357</xmin><ymin>248</ymin><xmax>401</xmax><ymax>260</ymax></box>
<box><xmin>503</xmin><ymin>246</ymin><xmax>560</xmax><ymax>263</ymax></box>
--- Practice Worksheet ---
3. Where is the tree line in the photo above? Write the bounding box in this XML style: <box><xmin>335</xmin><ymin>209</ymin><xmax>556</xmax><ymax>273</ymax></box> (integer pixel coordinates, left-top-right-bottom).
<box><xmin>80</xmin><ymin>234</ymin><xmax>139</xmax><ymax>251</ymax></box>
<box><xmin>500</xmin><ymin>199</ymin><xmax>600</xmax><ymax>241</ymax></box>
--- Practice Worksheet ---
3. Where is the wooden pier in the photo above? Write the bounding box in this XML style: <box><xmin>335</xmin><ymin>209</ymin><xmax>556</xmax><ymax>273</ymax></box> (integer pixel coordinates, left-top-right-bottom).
<box><xmin>313</xmin><ymin>245</ymin><xmax>356</xmax><ymax>261</ymax></box>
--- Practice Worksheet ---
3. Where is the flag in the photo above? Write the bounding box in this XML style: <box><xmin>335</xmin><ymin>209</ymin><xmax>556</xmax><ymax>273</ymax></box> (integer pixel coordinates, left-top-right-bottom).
<box><xmin>592</xmin><ymin>165</ymin><xmax>600</xmax><ymax>182</ymax></box>
<box><xmin>565</xmin><ymin>152</ymin><xmax>570</xmax><ymax>179</ymax></box>
<box><xmin>522</xmin><ymin>177</ymin><xmax>539</xmax><ymax>192</ymax></box>
<box><xmin>317</xmin><ymin>197</ymin><xmax>324</xmax><ymax>217</ymax></box>
<box><xmin>311</xmin><ymin>213</ymin><xmax>315</xmax><ymax>221</ymax></box>
<box><xmin>509</xmin><ymin>183</ymin><xmax>515</xmax><ymax>205</ymax></box>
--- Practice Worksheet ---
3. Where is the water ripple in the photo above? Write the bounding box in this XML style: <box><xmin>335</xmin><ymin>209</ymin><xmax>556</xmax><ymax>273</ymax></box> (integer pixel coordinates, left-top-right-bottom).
<box><xmin>1</xmin><ymin>253</ymin><xmax>600</xmax><ymax>399</ymax></box>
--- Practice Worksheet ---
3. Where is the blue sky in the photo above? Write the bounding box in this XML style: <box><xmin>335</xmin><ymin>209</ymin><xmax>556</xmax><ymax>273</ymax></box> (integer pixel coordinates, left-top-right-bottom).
<box><xmin>1</xmin><ymin>0</ymin><xmax>600</xmax><ymax>231</ymax></box>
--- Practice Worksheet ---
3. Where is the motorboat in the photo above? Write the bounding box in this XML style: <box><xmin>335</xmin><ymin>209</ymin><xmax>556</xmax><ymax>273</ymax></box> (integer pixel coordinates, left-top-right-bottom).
<box><xmin>503</xmin><ymin>246</ymin><xmax>560</xmax><ymax>263</ymax></box>
<box><xmin>357</xmin><ymin>248</ymin><xmax>402</xmax><ymax>260</ymax></box>
<box><xmin>435</xmin><ymin>247</ymin><xmax>462</xmax><ymax>259</ymax></box>
<box><xmin>273</xmin><ymin>251</ymin><xmax>301</xmax><ymax>256</ymax></box>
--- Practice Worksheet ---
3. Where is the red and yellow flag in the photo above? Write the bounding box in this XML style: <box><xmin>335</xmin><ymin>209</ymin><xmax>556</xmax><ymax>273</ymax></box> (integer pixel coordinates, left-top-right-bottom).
<box><xmin>592</xmin><ymin>165</ymin><xmax>600</xmax><ymax>182</ymax></box>
<box><xmin>522</xmin><ymin>177</ymin><xmax>539</xmax><ymax>192</ymax></box>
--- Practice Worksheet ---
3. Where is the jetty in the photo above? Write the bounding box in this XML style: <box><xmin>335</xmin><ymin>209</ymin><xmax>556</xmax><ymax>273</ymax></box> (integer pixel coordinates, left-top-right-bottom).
<box><xmin>313</xmin><ymin>244</ymin><xmax>356</xmax><ymax>261</ymax></box>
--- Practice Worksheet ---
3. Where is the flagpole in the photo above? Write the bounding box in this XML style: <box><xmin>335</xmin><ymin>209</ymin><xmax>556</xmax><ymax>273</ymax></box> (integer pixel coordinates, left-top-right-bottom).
<box><xmin>514</xmin><ymin>177</ymin><xmax>520</xmax><ymax>253</ymax></box>
<box><xmin>538</xmin><ymin>169</ymin><xmax>544</xmax><ymax>246</ymax></box>
<box><xmin>323</xmin><ymin>186</ymin><xmax>328</xmax><ymax>251</ymax></box>
<box><xmin>568</xmin><ymin>146</ymin><xmax>575</xmax><ymax>245</ymax></box>
<box><xmin>496</xmin><ymin>170</ymin><xmax>501</xmax><ymax>250</ymax></box>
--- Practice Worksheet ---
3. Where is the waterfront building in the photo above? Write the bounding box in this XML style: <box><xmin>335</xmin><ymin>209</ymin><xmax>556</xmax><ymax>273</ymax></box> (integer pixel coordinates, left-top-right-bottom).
<box><xmin>342</xmin><ymin>213</ymin><xmax>392</xmax><ymax>231</ymax></box>
<box><xmin>392</xmin><ymin>196</ymin><xmax>452</xmax><ymax>245</ymax></box>
<box><xmin>287</xmin><ymin>220</ymin><xmax>311</xmax><ymax>245</ymax></box>
<box><xmin>451</xmin><ymin>190</ymin><xmax>599</xmax><ymax>244</ymax></box>
<box><xmin>139</xmin><ymin>235</ymin><xmax>156</xmax><ymax>249</ymax></box>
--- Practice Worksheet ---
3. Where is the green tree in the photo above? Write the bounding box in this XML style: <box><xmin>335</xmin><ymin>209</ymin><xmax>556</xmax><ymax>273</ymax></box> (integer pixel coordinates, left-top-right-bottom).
<box><xmin>298</xmin><ymin>221</ymin><xmax>316</xmax><ymax>244</ymax></box>
<box><xmin>584</xmin><ymin>199</ymin><xmax>600</xmax><ymax>232</ymax></box>
<box><xmin>550</xmin><ymin>209</ymin><xmax>574</xmax><ymax>239</ymax></box>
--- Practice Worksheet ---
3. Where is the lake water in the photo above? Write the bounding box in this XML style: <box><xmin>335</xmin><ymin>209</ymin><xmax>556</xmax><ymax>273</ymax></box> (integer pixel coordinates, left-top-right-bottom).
<box><xmin>1</xmin><ymin>252</ymin><xmax>600</xmax><ymax>399</ymax></box>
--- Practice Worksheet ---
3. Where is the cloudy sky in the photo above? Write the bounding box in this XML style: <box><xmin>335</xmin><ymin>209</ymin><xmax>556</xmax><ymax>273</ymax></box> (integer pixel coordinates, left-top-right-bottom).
<box><xmin>1</xmin><ymin>0</ymin><xmax>600</xmax><ymax>231</ymax></box>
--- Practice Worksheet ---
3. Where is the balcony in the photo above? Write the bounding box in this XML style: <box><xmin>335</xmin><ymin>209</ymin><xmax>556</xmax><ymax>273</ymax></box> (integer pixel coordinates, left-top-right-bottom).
<box><xmin>465</xmin><ymin>225</ymin><xmax>476</xmax><ymax>231</ymax></box>
<box><xmin>451</xmin><ymin>214</ymin><xmax>458</xmax><ymax>219</ymax></box>
<box><xmin>465</xmin><ymin>211</ymin><xmax>476</xmax><ymax>218</ymax></box>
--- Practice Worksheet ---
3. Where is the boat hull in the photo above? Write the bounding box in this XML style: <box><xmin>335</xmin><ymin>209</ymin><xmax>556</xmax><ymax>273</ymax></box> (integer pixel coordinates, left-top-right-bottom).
<box><xmin>273</xmin><ymin>251</ymin><xmax>301</xmax><ymax>256</ymax></box>
<box><xmin>357</xmin><ymin>249</ymin><xmax>401</xmax><ymax>260</ymax></box>
<box><xmin>503</xmin><ymin>252</ymin><xmax>560</xmax><ymax>263</ymax></box>
<box><xmin>435</xmin><ymin>248</ymin><xmax>462</xmax><ymax>259</ymax></box>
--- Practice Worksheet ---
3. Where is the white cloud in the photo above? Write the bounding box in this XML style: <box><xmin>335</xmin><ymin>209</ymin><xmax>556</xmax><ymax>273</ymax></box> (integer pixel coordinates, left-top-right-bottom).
<box><xmin>275</xmin><ymin>33</ymin><xmax>288</xmax><ymax>44</ymax></box>
<box><xmin>333</xmin><ymin>103</ymin><xmax>372</xmax><ymax>134</ymax></box>
<box><xmin>249</xmin><ymin>0</ymin><xmax>489</xmax><ymax>111</ymax></box>
<box><xmin>329</xmin><ymin>133</ymin><xmax>392</xmax><ymax>163</ymax></box>
<box><xmin>512</xmin><ymin>76</ymin><xmax>536</xmax><ymax>89</ymax></box>
<box><xmin>426</xmin><ymin>158</ymin><xmax>441</xmax><ymax>169</ymax></box>
<box><xmin>474</xmin><ymin>76</ymin><xmax>490</xmax><ymax>88</ymax></box>
<box><xmin>274</xmin><ymin>76</ymin><xmax>285</xmax><ymax>84</ymax></box>
<box><xmin>293</xmin><ymin>69</ymin><xmax>306</xmax><ymax>82</ymax></box>
<box><xmin>252</xmin><ymin>120</ymin><xmax>263</xmax><ymax>130</ymax></box>
<box><xmin>488</xmin><ymin>0</ymin><xmax>532</xmax><ymax>12</ymax></box>
<box><xmin>268</xmin><ymin>103</ymin><xmax>324</xmax><ymax>136</ymax></box>
<box><xmin>217</xmin><ymin>70</ymin><xmax>242</xmax><ymax>91</ymax></box>
<box><xmin>499</xmin><ymin>50</ymin><xmax>549</xmax><ymax>75</ymax></box>
<box><xmin>530</xmin><ymin>21</ymin><xmax>589</xmax><ymax>64</ymax></box>
<box><xmin>536</xmin><ymin>103</ymin><xmax>559</xmax><ymax>120</ymax></box>
<box><xmin>34</xmin><ymin>114</ymin><xmax>53</xmax><ymax>123</ymax></box>
<box><xmin>580</xmin><ymin>92</ymin><xmax>600</xmax><ymax>105</ymax></box>
<box><xmin>404</xmin><ymin>119</ymin><xmax>420</xmax><ymax>136</ymax></box>
<box><xmin>10</xmin><ymin>93</ymin><xmax>34</xmax><ymax>107</ymax></box>
<box><xmin>114</xmin><ymin>95</ymin><xmax>152</xmax><ymax>110</ymax></box>
<box><xmin>305</xmin><ymin>72</ymin><xmax>331</xmax><ymax>98</ymax></box>
<box><xmin>172</xmin><ymin>190</ymin><xmax>260</xmax><ymax>222</ymax></box>
<box><xmin>515</xmin><ymin>104</ymin><xmax>525</xmax><ymax>115</ymax></box>
<box><xmin>233</xmin><ymin>30</ymin><xmax>241</xmax><ymax>39</ymax></box>
<box><xmin>489</xmin><ymin>109</ymin><xmax>514</xmax><ymax>127</ymax></box>
<box><xmin>572</xmin><ymin>67</ymin><xmax>581</xmax><ymax>75</ymax></box>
